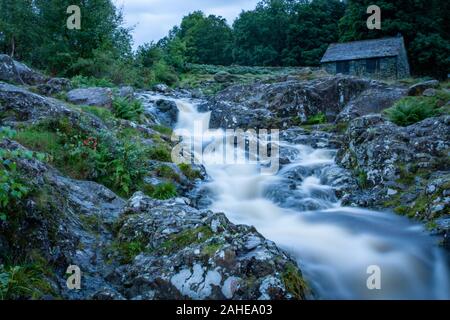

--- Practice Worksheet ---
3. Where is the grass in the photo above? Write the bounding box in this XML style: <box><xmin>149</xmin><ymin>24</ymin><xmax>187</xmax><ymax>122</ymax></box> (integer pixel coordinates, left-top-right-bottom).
<box><xmin>178</xmin><ymin>163</ymin><xmax>202</xmax><ymax>180</ymax></box>
<box><xmin>82</xmin><ymin>105</ymin><xmax>115</xmax><ymax>123</ymax></box>
<box><xmin>305</xmin><ymin>112</ymin><xmax>327</xmax><ymax>125</ymax></box>
<box><xmin>149</xmin><ymin>182</ymin><xmax>177</xmax><ymax>200</ymax></box>
<box><xmin>152</xmin><ymin>124</ymin><xmax>172</xmax><ymax>136</ymax></box>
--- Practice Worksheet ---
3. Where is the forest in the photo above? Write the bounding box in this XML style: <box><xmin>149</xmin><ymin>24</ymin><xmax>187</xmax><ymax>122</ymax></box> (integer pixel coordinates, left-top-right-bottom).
<box><xmin>0</xmin><ymin>0</ymin><xmax>449</xmax><ymax>84</ymax></box>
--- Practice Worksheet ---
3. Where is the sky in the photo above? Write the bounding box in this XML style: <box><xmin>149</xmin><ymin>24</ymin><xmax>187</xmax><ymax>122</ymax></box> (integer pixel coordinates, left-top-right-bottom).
<box><xmin>114</xmin><ymin>0</ymin><xmax>260</xmax><ymax>49</ymax></box>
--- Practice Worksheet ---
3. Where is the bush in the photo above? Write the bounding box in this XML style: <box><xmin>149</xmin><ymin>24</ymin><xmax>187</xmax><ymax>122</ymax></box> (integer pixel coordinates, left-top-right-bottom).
<box><xmin>71</xmin><ymin>75</ymin><xmax>114</xmax><ymax>88</ymax></box>
<box><xmin>150</xmin><ymin>182</ymin><xmax>177</xmax><ymax>200</ymax></box>
<box><xmin>112</xmin><ymin>97</ymin><xmax>144</xmax><ymax>122</ymax></box>
<box><xmin>147</xmin><ymin>144</ymin><xmax>172</xmax><ymax>162</ymax></box>
<box><xmin>385</xmin><ymin>99</ymin><xmax>436</xmax><ymax>126</ymax></box>
<box><xmin>306</xmin><ymin>112</ymin><xmax>327</xmax><ymax>125</ymax></box>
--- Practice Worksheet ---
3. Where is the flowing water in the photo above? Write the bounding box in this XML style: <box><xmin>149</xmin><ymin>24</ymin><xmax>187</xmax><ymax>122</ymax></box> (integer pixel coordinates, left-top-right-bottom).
<box><xmin>141</xmin><ymin>93</ymin><xmax>450</xmax><ymax>300</ymax></box>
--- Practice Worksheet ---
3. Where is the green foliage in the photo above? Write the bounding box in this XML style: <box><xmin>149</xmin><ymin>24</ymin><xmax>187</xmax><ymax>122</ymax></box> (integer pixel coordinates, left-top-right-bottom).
<box><xmin>0</xmin><ymin>263</ymin><xmax>55</xmax><ymax>300</ymax></box>
<box><xmin>178</xmin><ymin>163</ymin><xmax>202</xmax><ymax>180</ymax></box>
<box><xmin>155</xmin><ymin>165</ymin><xmax>180</xmax><ymax>182</ymax></box>
<box><xmin>13</xmin><ymin>118</ymin><xmax>147</xmax><ymax>197</ymax></box>
<box><xmin>109</xmin><ymin>240</ymin><xmax>147</xmax><ymax>264</ymax></box>
<box><xmin>147</xmin><ymin>144</ymin><xmax>172</xmax><ymax>162</ymax></box>
<box><xmin>305</xmin><ymin>112</ymin><xmax>327</xmax><ymax>125</ymax></box>
<box><xmin>71</xmin><ymin>75</ymin><xmax>114</xmax><ymax>88</ymax></box>
<box><xmin>82</xmin><ymin>106</ymin><xmax>116</xmax><ymax>123</ymax></box>
<box><xmin>112</xmin><ymin>97</ymin><xmax>144</xmax><ymax>122</ymax></box>
<box><xmin>385</xmin><ymin>99</ymin><xmax>436</xmax><ymax>126</ymax></box>
<box><xmin>339</xmin><ymin>0</ymin><xmax>450</xmax><ymax>79</ymax></box>
<box><xmin>150</xmin><ymin>182</ymin><xmax>177</xmax><ymax>200</ymax></box>
<box><xmin>152</xmin><ymin>125</ymin><xmax>172</xmax><ymax>136</ymax></box>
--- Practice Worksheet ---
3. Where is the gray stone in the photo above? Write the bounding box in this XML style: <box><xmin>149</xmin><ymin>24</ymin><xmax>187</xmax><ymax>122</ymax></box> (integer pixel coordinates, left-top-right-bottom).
<box><xmin>407</xmin><ymin>80</ymin><xmax>439</xmax><ymax>96</ymax></box>
<box><xmin>67</xmin><ymin>87</ymin><xmax>113</xmax><ymax>107</ymax></box>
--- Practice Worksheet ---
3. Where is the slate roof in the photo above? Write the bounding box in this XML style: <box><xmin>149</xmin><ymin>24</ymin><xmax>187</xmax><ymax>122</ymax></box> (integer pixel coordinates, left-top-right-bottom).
<box><xmin>321</xmin><ymin>37</ymin><xmax>404</xmax><ymax>63</ymax></box>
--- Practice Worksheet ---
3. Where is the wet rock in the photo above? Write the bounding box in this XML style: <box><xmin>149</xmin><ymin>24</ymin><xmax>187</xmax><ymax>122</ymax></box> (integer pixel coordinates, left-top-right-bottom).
<box><xmin>67</xmin><ymin>87</ymin><xmax>113</xmax><ymax>108</ymax></box>
<box><xmin>117</xmin><ymin>86</ymin><xmax>134</xmax><ymax>99</ymax></box>
<box><xmin>108</xmin><ymin>192</ymin><xmax>308</xmax><ymax>300</ymax></box>
<box><xmin>153</xmin><ymin>83</ymin><xmax>173</xmax><ymax>94</ymax></box>
<box><xmin>154</xmin><ymin>99</ymin><xmax>179</xmax><ymax>127</ymax></box>
<box><xmin>407</xmin><ymin>80</ymin><xmax>439</xmax><ymax>96</ymax></box>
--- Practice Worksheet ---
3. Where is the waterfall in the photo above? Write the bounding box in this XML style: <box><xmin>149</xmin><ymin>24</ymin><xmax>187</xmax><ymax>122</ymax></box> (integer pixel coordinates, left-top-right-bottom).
<box><xmin>142</xmin><ymin>92</ymin><xmax>450</xmax><ymax>300</ymax></box>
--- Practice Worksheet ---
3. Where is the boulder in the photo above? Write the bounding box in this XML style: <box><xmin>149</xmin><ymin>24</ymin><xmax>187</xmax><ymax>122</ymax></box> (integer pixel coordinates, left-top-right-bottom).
<box><xmin>36</xmin><ymin>77</ymin><xmax>72</xmax><ymax>96</ymax></box>
<box><xmin>0</xmin><ymin>54</ymin><xmax>23</xmax><ymax>84</ymax></box>
<box><xmin>407</xmin><ymin>80</ymin><xmax>439</xmax><ymax>96</ymax></box>
<box><xmin>422</xmin><ymin>88</ymin><xmax>437</xmax><ymax>97</ymax></box>
<box><xmin>67</xmin><ymin>87</ymin><xmax>113</xmax><ymax>108</ymax></box>
<box><xmin>0</xmin><ymin>82</ymin><xmax>106</xmax><ymax>129</ymax></box>
<box><xmin>201</xmin><ymin>75</ymin><xmax>377</xmax><ymax>129</ymax></box>
<box><xmin>106</xmin><ymin>192</ymin><xmax>308</xmax><ymax>300</ymax></box>
<box><xmin>153</xmin><ymin>83</ymin><xmax>172</xmax><ymax>94</ymax></box>
<box><xmin>154</xmin><ymin>99</ymin><xmax>179</xmax><ymax>127</ymax></box>
<box><xmin>117</xmin><ymin>86</ymin><xmax>134</xmax><ymax>99</ymax></box>
<box><xmin>13</xmin><ymin>60</ymin><xmax>47</xmax><ymax>85</ymax></box>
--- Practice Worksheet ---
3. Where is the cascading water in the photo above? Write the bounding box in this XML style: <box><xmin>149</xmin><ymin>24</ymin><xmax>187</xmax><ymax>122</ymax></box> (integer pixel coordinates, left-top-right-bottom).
<box><xmin>141</xmin><ymin>92</ymin><xmax>450</xmax><ymax>300</ymax></box>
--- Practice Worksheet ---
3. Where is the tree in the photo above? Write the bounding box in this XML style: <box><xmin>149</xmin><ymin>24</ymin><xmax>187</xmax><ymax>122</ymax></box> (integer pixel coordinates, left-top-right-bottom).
<box><xmin>232</xmin><ymin>0</ymin><xmax>295</xmax><ymax>66</ymax></box>
<box><xmin>173</xmin><ymin>11</ymin><xmax>233</xmax><ymax>65</ymax></box>
<box><xmin>283</xmin><ymin>0</ymin><xmax>345</xmax><ymax>66</ymax></box>
<box><xmin>339</xmin><ymin>0</ymin><xmax>450</xmax><ymax>78</ymax></box>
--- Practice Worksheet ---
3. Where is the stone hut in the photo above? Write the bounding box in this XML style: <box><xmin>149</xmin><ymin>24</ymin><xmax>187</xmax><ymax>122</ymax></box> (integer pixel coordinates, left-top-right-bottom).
<box><xmin>321</xmin><ymin>36</ymin><xmax>410</xmax><ymax>79</ymax></box>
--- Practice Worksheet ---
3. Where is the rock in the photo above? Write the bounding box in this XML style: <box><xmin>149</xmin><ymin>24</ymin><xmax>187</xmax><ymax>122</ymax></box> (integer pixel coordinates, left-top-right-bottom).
<box><xmin>154</xmin><ymin>99</ymin><xmax>179</xmax><ymax>127</ymax></box>
<box><xmin>336</xmin><ymin>113</ymin><xmax>450</xmax><ymax>220</ymax></box>
<box><xmin>0</xmin><ymin>54</ymin><xmax>22</xmax><ymax>84</ymax></box>
<box><xmin>214</xmin><ymin>71</ymin><xmax>234</xmax><ymax>83</ymax></box>
<box><xmin>407</xmin><ymin>80</ymin><xmax>439</xmax><ymax>96</ymax></box>
<box><xmin>67</xmin><ymin>87</ymin><xmax>113</xmax><ymax>108</ymax></box>
<box><xmin>0</xmin><ymin>139</ymin><xmax>126</xmax><ymax>300</ymax></box>
<box><xmin>153</xmin><ymin>83</ymin><xmax>172</xmax><ymax>94</ymax></box>
<box><xmin>36</xmin><ymin>77</ymin><xmax>72</xmax><ymax>96</ymax></box>
<box><xmin>201</xmin><ymin>75</ymin><xmax>388</xmax><ymax>129</ymax></box>
<box><xmin>13</xmin><ymin>60</ymin><xmax>48</xmax><ymax>85</ymax></box>
<box><xmin>117</xmin><ymin>86</ymin><xmax>134</xmax><ymax>99</ymax></box>
<box><xmin>0</xmin><ymin>82</ymin><xmax>106</xmax><ymax>129</ymax></box>
<box><xmin>422</xmin><ymin>88</ymin><xmax>437</xmax><ymax>97</ymax></box>
<box><xmin>107</xmin><ymin>192</ymin><xmax>308</xmax><ymax>300</ymax></box>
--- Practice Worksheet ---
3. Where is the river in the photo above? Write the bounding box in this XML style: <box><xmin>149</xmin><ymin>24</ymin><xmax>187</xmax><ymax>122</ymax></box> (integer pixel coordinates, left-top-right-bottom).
<box><xmin>141</xmin><ymin>92</ymin><xmax>450</xmax><ymax>300</ymax></box>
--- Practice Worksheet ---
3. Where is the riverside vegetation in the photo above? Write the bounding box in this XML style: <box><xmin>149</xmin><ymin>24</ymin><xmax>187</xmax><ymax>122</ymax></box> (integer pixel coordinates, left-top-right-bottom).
<box><xmin>0</xmin><ymin>0</ymin><xmax>449</xmax><ymax>300</ymax></box>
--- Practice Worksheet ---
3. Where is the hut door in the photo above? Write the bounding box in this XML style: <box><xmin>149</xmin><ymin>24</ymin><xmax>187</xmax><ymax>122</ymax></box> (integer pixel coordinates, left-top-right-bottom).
<box><xmin>336</xmin><ymin>61</ymin><xmax>350</xmax><ymax>74</ymax></box>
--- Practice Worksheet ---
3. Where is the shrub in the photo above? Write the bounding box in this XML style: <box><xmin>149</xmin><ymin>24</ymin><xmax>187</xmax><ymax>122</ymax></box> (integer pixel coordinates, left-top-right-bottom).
<box><xmin>306</xmin><ymin>112</ymin><xmax>327</xmax><ymax>125</ymax></box>
<box><xmin>147</xmin><ymin>144</ymin><xmax>172</xmax><ymax>162</ymax></box>
<box><xmin>112</xmin><ymin>97</ymin><xmax>144</xmax><ymax>122</ymax></box>
<box><xmin>178</xmin><ymin>163</ymin><xmax>202</xmax><ymax>180</ymax></box>
<box><xmin>71</xmin><ymin>75</ymin><xmax>114</xmax><ymax>88</ymax></box>
<box><xmin>150</xmin><ymin>182</ymin><xmax>177</xmax><ymax>200</ymax></box>
<box><xmin>155</xmin><ymin>165</ymin><xmax>180</xmax><ymax>181</ymax></box>
<box><xmin>384</xmin><ymin>99</ymin><xmax>436</xmax><ymax>126</ymax></box>
<box><xmin>387</xmin><ymin>89</ymin><xmax>450</xmax><ymax>127</ymax></box>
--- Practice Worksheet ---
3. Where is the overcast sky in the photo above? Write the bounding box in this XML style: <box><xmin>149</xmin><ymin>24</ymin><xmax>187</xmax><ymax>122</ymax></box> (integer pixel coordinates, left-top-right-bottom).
<box><xmin>115</xmin><ymin>0</ymin><xmax>260</xmax><ymax>49</ymax></box>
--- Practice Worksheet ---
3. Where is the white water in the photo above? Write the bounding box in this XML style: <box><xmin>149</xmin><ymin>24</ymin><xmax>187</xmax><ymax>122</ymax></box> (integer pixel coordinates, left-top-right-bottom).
<box><xmin>143</xmin><ymin>93</ymin><xmax>450</xmax><ymax>300</ymax></box>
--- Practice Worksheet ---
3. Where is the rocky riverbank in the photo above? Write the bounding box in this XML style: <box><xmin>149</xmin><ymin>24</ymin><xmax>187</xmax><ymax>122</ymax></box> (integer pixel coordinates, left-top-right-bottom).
<box><xmin>0</xmin><ymin>55</ymin><xmax>448</xmax><ymax>299</ymax></box>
